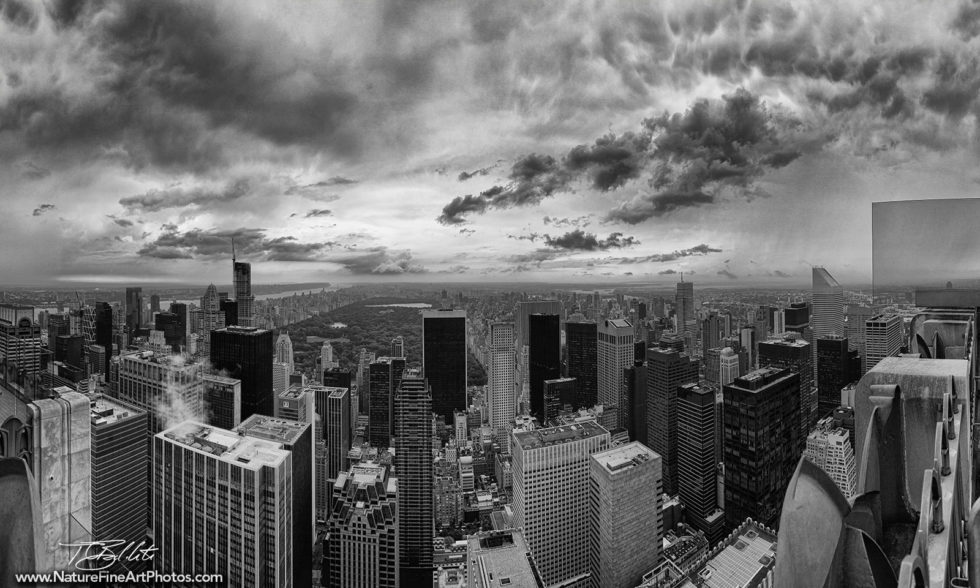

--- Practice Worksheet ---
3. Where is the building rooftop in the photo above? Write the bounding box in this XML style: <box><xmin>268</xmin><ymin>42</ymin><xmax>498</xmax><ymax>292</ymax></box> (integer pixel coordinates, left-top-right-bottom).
<box><xmin>422</xmin><ymin>309</ymin><xmax>467</xmax><ymax>318</ymax></box>
<box><xmin>604</xmin><ymin>318</ymin><xmax>632</xmax><ymax>329</ymax></box>
<box><xmin>729</xmin><ymin>367</ymin><xmax>794</xmax><ymax>391</ymax></box>
<box><xmin>684</xmin><ymin>520</ymin><xmax>777</xmax><ymax>588</ymax></box>
<box><xmin>237</xmin><ymin>414</ymin><xmax>310</xmax><ymax>445</ymax></box>
<box><xmin>543</xmin><ymin>377</ymin><xmax>576</xmax><ymax>385</ymax></box>
<box><xmin>512</xmin><ymin>420</ymin><xmax>608</xmax><ymax>451</ymax></box>
<box><xmin>592</xmin><ymin>441</ymin><xmax>659</xmax><ymax>474</ymax></box>
<box><xmin>277</xmin><ymin>387</ymin><xmax>308</xmax><ymax>401</ymax></box>
<box><xmin>215</xmin><ymin>325</ymin><xmax>269</xmax><ymax>335</ymax></box>
<box><xmin>466</xmin><ymin>529</ymin><xmax>538</xmax><ymax>588</ymax></box>
<box><xmin>89</xmin><ymin>394</ymin><xmax>144</xmax><ymax>427</ymax></box>
<box><xmin>760</xmin><ymin>335</ymin><xmax>809</xmax><ymax>348</ymax></box>
<box><xmin>160</xmin><ymin>421</ymin><xmax>289</xmax><ymax>469</ymax></box>
<box><xmin>203</xmin><ymin>374</ymin><xmax>240</xmax><ymax>385</ymax></box>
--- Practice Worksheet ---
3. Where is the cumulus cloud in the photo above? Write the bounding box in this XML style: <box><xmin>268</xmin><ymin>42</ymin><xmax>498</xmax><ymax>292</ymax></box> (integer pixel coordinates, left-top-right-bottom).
<box><xmin>32</xmin><ymin>203</ymin><xmax>55</xmax><ymax>216</ymax></box>
<box><xmin>327</xmin><ymin>247</ymin><xmax>427</xmax><ymax>275</ymax></box>
<box><xmin>304</xmin><ymin>209</ymin><xmax>333</xmax><ymax>218</ymax></box>
<box><xmin>138</xmin><ymin>226</ymin><xmax>337</xmax><ymax>262</ymax></box>
<box><xmin>542</xmin><ymin>229</ymin><xmax>640</xmax><ymax>251</ymax></box>
<box><xmin>611</xmin><ymin>243</ymin><xmax>722</xmax><ymax>264</ymax></box>
<box><xmin>120</xmin><ymin>179</ymin><xmax>251</xmax><ymax>213</ymax></box>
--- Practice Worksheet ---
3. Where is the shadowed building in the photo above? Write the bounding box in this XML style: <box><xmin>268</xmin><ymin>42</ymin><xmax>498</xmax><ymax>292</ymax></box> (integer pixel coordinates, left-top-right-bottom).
<box><xmin>422</xmin><ymin>309</ymin><xmax>467</xmax><ymax>423</ymax></box>
<box><xmin>394</xmin><ymin>373</ymin><xmax>434</xmax><ymax>586</ymax></box>
<box><xmin>646</xmin><ymin>347</ymin><xmax>698</xmax><ymax>495</ymax></box>
<box><xmin>528</xmin><ymin>313</ymin><xmax>561</xmax><ymax>424</ymax></box>
<box><xmin>566</xmin><ymin>318</ymin><xmax>598</xmax><ymax>409</ymax></box>
<box><xmin>210</xmin><ymin>326</ymin><xmax>273</xmax><ymax>421</ymax></box>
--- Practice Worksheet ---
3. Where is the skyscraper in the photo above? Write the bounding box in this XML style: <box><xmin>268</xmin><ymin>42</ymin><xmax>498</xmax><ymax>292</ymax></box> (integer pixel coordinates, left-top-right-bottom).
<box><xmin>487</xmin><ymin>321</ymin><xmax>516</xmax><ymax>439</ymax></box>
<box><xmin>326</xmin><ymin>461</ymin><xmax>399</xmax><ymax>587</ymax></box>
<box><xmin>233</xmin><ymin>253</ymin><xmax>255</xmax><ymax>327</ymax></box>
<box><xmin>723</xmin><ymin>367</ymin><xmax>801</xmax><ymax>529</ymax></box>
<box><xmin>528</xmin><ymin>313</ymin><xmax>561</xmax><ymax>423</ymax></box>
<box><xmin>394</xmin><ymin>373</ymin><xmax>434</xmax><ymax>586</ymax></box>
<box><xmin>125</xmin><ymin>287</ymin><xmax>143</xmax><ymax>340</ymax></box>
<box><xmin>421</xmin><ymin>309</ymin><xmax>467</xmax><ymax>423</ymax></box>
<box><xmin>466</xmin><ymin>530</ymin><xmax>539</xmax><ymax>588</ymax></box>
<box><xmin>275</xmin><ymin>332</ymin><xmax>294</xmax><ymax>373</ymax></box>
<box><xmin>153</xmin><ymin>420</ymin><xmax>308</xmax><ymax>587</ymax></box>
<box><xmin>566</xmin><ymin>317</ymin><xmax>598</xmax><ymax>408</ymax></box>
<box><xmin>758</xmin><ymin>333</ymin><xmax>813</xmax><ymax>439</ymax></box>
<box><xmin>803</xmin><ymin>416</ymin><xmax>857</xmax><ymax>499</ymax></box>
<box><xmin>390</xmin><ymin>336</ymin><xmax>405</xmax><ymax>358</ymax></box>
<box><xmin>597</xmin><ymin>318</ymin><xmax>633</xmax><ymax>429</ymax></box>
<box><xmin>325</xmin><ymin>386</ymin><xmax>351</xmax><ymax>482</ymax></box>
<box><xmin>368</xmin><ymin>357</ymin><xmax>405</xmax><ymax>449</ymax></box>
<box><xmin>513</xmin><ymin>421</ymin><xmax>610</xmax><ymax>587</ymax></box>
<box><xmin>646</xmin><ymin>347</ymin><xmax>698</xmax><ymax>495</ymax></box>
<box><xmin>675</xmin><ymin>279</ymin><xmax>695</xmax><ymax>349</ymax></box>
<box><xmin>589</xmin><ymin>442</ymin><xmax>663</xmax><ymax>588</ymax></box>
<box><xmin>95</xmin><ymin>301</ymin><xmax>114</xmax><ymax>374</ymax></box>
<box><xmin>864</xmin><ymin>314</ymin><xmax>903</xmax><ymax>375</ymax></box>
<box><xmin>677</xmin><ymin>383</ymin><xmax>725</xmax><ymax>544</ymax></box>
<box><xmin>542</xmin><ymin>377</ymin><xmax>576</xmax><ymax>423</ymax></box>
<box><xmin>719</xmin><ymin>346</ymin><xmax>740</xmax><ymax>385</ymax></box>
<box><xmin>210</xmin><ymin>326</ymin><xmax>274</xmax><ymax>421</ymax></box>
<box><xmin>203</xmin><ymin>374</ymin><xmax>241</xmax><ymax>430</ymax></box>
<box><xmin>815</xmin><ymin>335</ymin><xmax>861</xmax><ymax>418</ymax></box>
<box><xmin>700</xmin><ymin>313</ymin><xmax>724</xmax><ymax>353</ymax></box>
<box><xmin>811</xmin><ymin>267</ymin><xmax>844</xmax><ymax>338</ymax></box>
<box><xmin>117</xmin><ymin>351</ymin><xmax>205</xmax><ymax>434</ymax></box>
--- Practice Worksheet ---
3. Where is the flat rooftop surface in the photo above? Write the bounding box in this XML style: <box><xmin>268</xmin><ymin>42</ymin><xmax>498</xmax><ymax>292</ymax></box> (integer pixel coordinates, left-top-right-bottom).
<box><xmin>513</xmin><ymin>420</ymin><xmax>607</xmax><ymax>451</ymax></box>
<box><xmin>237</xmin><ymin>414</ymin><xmax>309</xmax><ymax>444</ymax></box>
<box><xmin>592</xmin><ymin>441</ymin><xmax>659</xmax><ymax>474</ymax></box>
<box><xmin>693</xmin><ymin>522</ymin><xmax>777</xmax><ymax>588</ymax></box>
<box><xmin>466</xmin><ymin>531</ymin><xmax>537</xmax><ymax>588</ymax></box>
<box><xmin>90</xmin><ymin>394</ymin><xmax>144</xmax><ymax>426</ymax></box>
<box><xmin>160</xmin><ymin>421</ymin><xmax>288</xmax><ymax>469</ymax></box>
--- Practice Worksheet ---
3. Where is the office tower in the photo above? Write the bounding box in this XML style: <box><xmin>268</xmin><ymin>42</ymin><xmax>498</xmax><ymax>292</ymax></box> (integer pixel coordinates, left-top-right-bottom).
<box><xmin>199</xmin><ymin>284</ymin><xmax>227</xmax><ymax>358</ymax></box>
<box><xmin>703</xmin><ymin>347</ymin><xmax>721</xmax><ymax>383</ymax></box>
<box><xmin>723</xmin><ymin>367</ymin><xmax>801</xmax><ymax>529</ymax></box>
<box><xmin>394</xmin><ymin>374</ymin><xmax>434</xmax><ymax>586</ymax></box>
<box><xmin>658</xmin><ymin>331</ymin><xmax>685</xmax><ymax>353</ymax></box>
<box><xmin>322</xmin><ymin>367</ymin><xmax>353</xmax><ymax>391</ymax></box>
<box><xmin>356</xmin><ymin>349</ymin><xmax>375</xmax><ymax>415</ymax></box>
<box><xmin>845</xmin><ymin>304</ymin><xmax>873</xmax><ymax>371</ymax></box>
<box><xmin>421</xmin><ymin>309</ymin><xmax>467</xmax><ymax>423</ymax></box>
<box><xmin>739</xmin><ymin>325</ymin><xmax>757</xmax><ymax>369</ymax></box>
<box><xmin>153</xmin><ymin>420</ymin><xmax>308</xmax><ymax>587</ymax></box>
<box><xmin>125</xmin><ymin>287</ymin><xmax>143</xmax><ymax>340</ymax></box>
<box><xmin>466</xmin><ymin>530</ymin><xmax>540</xmax><ymax>588</ymax></box>
<box><xmin>626</xmin><ymin>362</ymin><xmax>647</xmax><ymax>444</ymax></box>
<box><xmin>89</xmin><ymin>394</ymin><xmax>148</xmax><ymax>570</ymax></box>
<box><xmin>0</xmin><ymin>388</ymin><xmax>91</xmax><ymax>570</ymax></box>
<box><xmin>233</xmin><ymin>254</ymin><xmax>255</xmax><ymax>327</ymax></box>
<box><xmin>276</xmin><ymin>385</ymin><xmax>315</xmax><ymax>425</ymax></box>
<box><xmin>528</xmin><ymin>313</ymin><xmax>561</xmax><ymax>423</ymax></box>
<box><xmin>0</xmin><ymin>303</ymin><xmax>33</xmax><ymax>325</ymax></box>
<box><xmin>758</xmin><ymin>333</ymin><xmax>813</xmax><ymax>438</ymax></box>
<box><xmin>326</xmin><ymin>461</ymin><xmax>399</xmax><ymax>588</ymax></box>
<box><xmin>864</xmin><ymin>314</ymin><xmax>903</xmax><ymax>374</ymax></box>
<box><xmin>784</xmin><ymin>301</ymin><xmax>810</xmax><ymax>335</ymax></box>
<box><xmin>149</xmin><ymin>294</ymin><xmax>161</xmax><ymax>315</ymax></box>
<box><xmin>275</xmin><ymin>332</ymin><xmax>295</xmax><ymax>373</ymax></box>
<box><xmin>566</xmin><ymin>318</ymin><xmax>598</xmax><ymax>408</ymax></box>
<box><xmin>773</xmin><ymin>308</ymin><xmax>786</xmax><ymax>334</ymax></box>
<box><xmin>700</xmin><ymin>313</ymin><xmax>724</xmax><ymax>354</ymax></box>
<box><xmin>220</xmin><ymin>298</ymin><xmax>238</xmax><ymax>327</ymax></box>
<box><xmin>87</xmin><ymin>344</ymin><xmax>106</xmax><ymax>377</ymax></box>
<box><xmin>589</xmin><ymin>442</ymin><xmax>663</xmax><ymax>588</ymax></box>
<box><xmin>804</xmin><ymin>416</ymin><xmax>857</xmax><ymax>499</ymax></box>
<box><xmin>169</xmin><ymin>302</ymin><xmax>189</xmax><ymax>349</ymax></box>
<box><xmin>677</xmin><ymin>383</ymin><xmax>726</xmax><ymax>544</ymax></box>
<box><xmin>203</xmin><ymin>374</ymin><xmax>241</xmax><ymax>429</ymax></box>
<box><xmin>513</xmin><ymin>421</ymin><xmax>610</xmax><ymax>587</ymax></box>
<box><xmin>54</xmin><ymin>334</ymin><xmax>84</xmax><ymax>369</ymax></box>
<box><xmin>646</xmin><ymin>347</ymin><xmax>698</xmax><ymax>495</ymax></box>
<box><xmin>325</xmin><ymin>387</ymin><xmax>351</xmax><ymax>480</ymax></box>
<box><xmin>390</xmin><ymin>336</ymin><xmax>405</xmax><ymax>358</ymax></box>
<box><xmin>542</xmin><ymin>377</ymin><xmax>576</xmax><ymax>423</ymax></box>
<box><xmin>597</xmin><ymin>318</ymin><xmax>634</xmax><ymax>429</ymax></box>
<box><xmin>812</xmin><ymin>267</ymin><xmax>844</xmax><ymax>338</ymax></box>
<box><xmin>459</xmin><ymin>455</ymin><xmax>475</xmax><ymax>492</ymax></box>
<box><xmin>319</xmin><ymin>341</ymin><xmax>338</xmax><ymax>374</ymax></box>
<box><xmin>154</xmin><ymin>312</ymin><xmax>182</xmax><ymax>352</ymax></box>
<box><xmin>210</xmin><ymin>326</ymin><xmax>274</xmax><ymax>421</ymax></box>
<box><xmin>272</xmin><ymin>361</ymin><xmax>290</xmax><ymax>396</ymax></box>
<box><xmin>117</xmin><ymin>351</ymin><xmax>205</xmax><ymax>432</ymax></box>
<box><xmin>454</xmin><ymin>410</ymin><xmax>468</xmax><ymax>442</ymax></box>
<box><xmin>719</xmin><ymin>346</ymin><xmax>740</xmax><ymax>385</ymax></box>
<box><xmin>815</xmin><ymin>336</ymin><xmax>861</xmax><ymax>418</ymax></box>
<box><xmin>488</xmin><ymin>322</ymin><xmax>516</xmax><ymax>439</ymax></box>
<box><xmin>516</xmin><ymin>300</ymin><xmax>564</xmax><ymax>348</ymax></box>
<box><xmin>0</xmin><ymin>313</ymin><xmax>43</xmax><ymax>376</ymax></box>
<box><xmin>47</xmin><ymin>313</ymin><xmax>69</xmax><ymax>346</ymax></box>
<box><xmin>368</xmin><ymin>357</ymin><xmax>405</xmax><ymax>448</ymax></box>
<box><xmin>675</xmin><ymin>279</ymin><xmax>695</xmax><ymax>350</ymax></box>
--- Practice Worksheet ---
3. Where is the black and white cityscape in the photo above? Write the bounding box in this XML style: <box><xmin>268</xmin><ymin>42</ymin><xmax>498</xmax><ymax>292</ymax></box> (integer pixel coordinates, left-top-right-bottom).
<box><xmin>3</xmin><ymin>2</ymin><xmax>980</xmax><ymax>587</ymax></box>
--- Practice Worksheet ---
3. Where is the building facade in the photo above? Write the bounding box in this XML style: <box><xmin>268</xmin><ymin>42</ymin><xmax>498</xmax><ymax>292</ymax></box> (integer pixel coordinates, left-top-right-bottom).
<box><xmin>422</xmin><ymin>309</ymin><xmax>467</xmax><ymax>423</ymax></box>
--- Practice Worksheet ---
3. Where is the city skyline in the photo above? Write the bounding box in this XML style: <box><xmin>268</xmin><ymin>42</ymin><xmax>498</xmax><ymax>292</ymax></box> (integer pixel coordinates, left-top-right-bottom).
<box><xmin>5</xmin><ymin>1</ymin><xmax>980</xmax><ymax>286</ymax></box>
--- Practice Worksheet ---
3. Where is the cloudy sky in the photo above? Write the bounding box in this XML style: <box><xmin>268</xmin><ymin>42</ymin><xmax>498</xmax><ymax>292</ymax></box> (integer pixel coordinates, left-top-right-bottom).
<box><xmin>3</xmin><ymin>0</ymin><xmax>980</xmax><ymax>287</ymax></box>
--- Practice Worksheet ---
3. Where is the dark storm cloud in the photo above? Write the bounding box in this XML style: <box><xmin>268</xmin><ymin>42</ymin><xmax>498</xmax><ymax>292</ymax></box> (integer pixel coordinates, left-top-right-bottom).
<box><xmin>542</xmin><ymin>230</ymin><xmax>640</xmax><ymax>251</ymax></box>
<box><xmin>138</xmin><ymin>226</ymin><xmax>337</xmax><ymax>262</ymax></box>
<box><xmin>606</xmin><ymin>191</ymin><xmax>715</xmax><ymax>224</ymax></box>
<box><xmin>951</xmin><ymin>2</ymin><xmax>980</xmax><ymax>40</ymax></box>
<box><xmin>507</xmin><ymin>233</ymin><xmax>540</xmax><ymax>243</ymax></box>
<box><xmin>458</xmin><ymin>165</ymin><xmax>496</xmax><ymax>181</ymax></box>
<box><xmin>32</xmin><ymin>203</ymin><xmax>55</xmax><ymax>216</ymax></box>
<box><xmin>304</xmin><ymin>209</ymin><xmax>333</xmax><ymax>218</ymax></box>
<box><xmin>1</xmin><ymin>0</ymin><xmax>38</xmax><ymax>30</ymax></box>
<box><xmin>328</xmin><ymin>247</ymin><xmax>427</xmax><ymax>275</ymax></box>
<box><xmin>611</xmin><ymin>243</ymin><xmax>721</xmax><ymax>264</ymax></box>
<box><xmin>119</xmin><ymin>179</ymin><xmax>251</xmax><ymax>213</ymax></box>
<box><xmin>565</xmin><ymin>132</ymin><xmax>650</xmax><ymax>191</ymax></box>
<box><xmin>717</xmin><ymin>269</ymin><xmax>738</xmax><ymax>279</ymax></box>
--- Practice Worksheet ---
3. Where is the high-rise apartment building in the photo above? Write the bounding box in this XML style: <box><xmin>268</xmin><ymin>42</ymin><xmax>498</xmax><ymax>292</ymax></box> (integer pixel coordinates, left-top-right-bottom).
<box><xmin>646</xmin><ymin>347</ymin><xmax>698</xmax><ymax>495</ymax></box>
<box><xmin>203</xmin><ymin>374</ymin><xmax>241</xmax><ymax>430</ymax></box>
<box><xmin>421</xmin><ymin>309</ymin><xmax>467</xmax><ymax>423</ymax></box>
<box><xmin>566</xmin><ymin>317</ymin><xmax>598</xmax><ymax>408</ymax></box>
<box><xmin>758</xmin><ymin>333</ymin><xmax>813</xmax><ymax>439</ymax></box>
<box><xmin>723</xmin><ymin>367</ymin><xmax>801</xmax><ymax>529</ymax></box>
<box><xmin>326</xmin><ymin>461</ymin><xmax>399</xmax><ymax>587</ymax></box>
<box><xmin>89</xmin><ymin>394</ymin><xmax>149</xmax><ymax>571</ymax></box>
<box><xmin>864</xmin><ymin>314</ymin><xmax>903</xmax><ymax>375</ymax></box>
<box><xmin>368</xmin><ymin>357</ymin><xmax>405</xmax><ymax>448</ymax></box>
<box><xmin>153</xmin><ymin>419</ymin><xmax>308</xmax><ymax>587</ymax></box>
<box><xmin>804</xmin><ymin>416</ymin><xmax>857</xmax><ymax>499</ymax></box>
<box><xmin>528</xmin><ymin>313</ymin><xmax>561</xmax><ymax>424</ymax></box>
<box><xmin>589</xmin><ymin>441</ymin><xmax>663</xmax><ymax>588</ymax></box>
<box><xmin>210</xmin><ymin>326</ymin><xmax>273</xmax><ymax>421</ymax></box>
<box><xmin>677</xmin><ymin>383</ymin><xmax>726</xmax><ymax>544</ymax></box>
<box><xmin>597</xmin><ymin>318</ymin><xmax>633</xmax><ymax>429</ymax></box>
<box><xmin>394</xmin><ymin>373</ymin><xmax>434</xmax><ymax>586</ymax></box>
<box><xmin>487</xmin><ymin>322</ymin><xmax>516</xmax><ymax>439</ymax></box>
<box><xmin>512</xmin><ymin>421</ymin><xmax>610</xmax><ymax>587</ymax></box>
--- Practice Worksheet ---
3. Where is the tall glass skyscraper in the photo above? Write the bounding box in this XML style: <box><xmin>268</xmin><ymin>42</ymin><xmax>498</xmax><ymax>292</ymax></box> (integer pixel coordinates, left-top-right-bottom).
<box><xmin>528</xmin><ymin>313</ymin><xmax>561</xmax><ymax>423</ymax></box>
<box><xmin>421</xmin><ymin>309</ymin><xmax>467</xmax><ymax>422</ymax></box>
<box><xmin>233</xmin><ymin>258</ymin><xmax>254</xmax><ymax>328</ymax></box>
<box><xmin>210</xmin><ymin>326</ymin><xmax>273</xmax><ymax>421</ymax></box>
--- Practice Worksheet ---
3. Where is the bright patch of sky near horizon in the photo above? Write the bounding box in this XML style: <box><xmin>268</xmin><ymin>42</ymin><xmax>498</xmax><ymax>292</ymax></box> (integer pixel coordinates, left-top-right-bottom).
<box><xmin>3</xmin><ymin>0</ymin><xmax>980</xmax><ymax>288</ymax></box>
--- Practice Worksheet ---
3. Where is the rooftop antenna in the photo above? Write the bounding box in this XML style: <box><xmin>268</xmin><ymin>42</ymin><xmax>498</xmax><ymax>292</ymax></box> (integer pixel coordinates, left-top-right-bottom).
<box><xmin>232</xmin><ymin>237</ymin><xmax>236</xmax><ymax>264</ymax></box>
<box><xmin>680</xmin><ymin>271</ymin><xmax>684</xmax><ymax>283</ymax></box>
